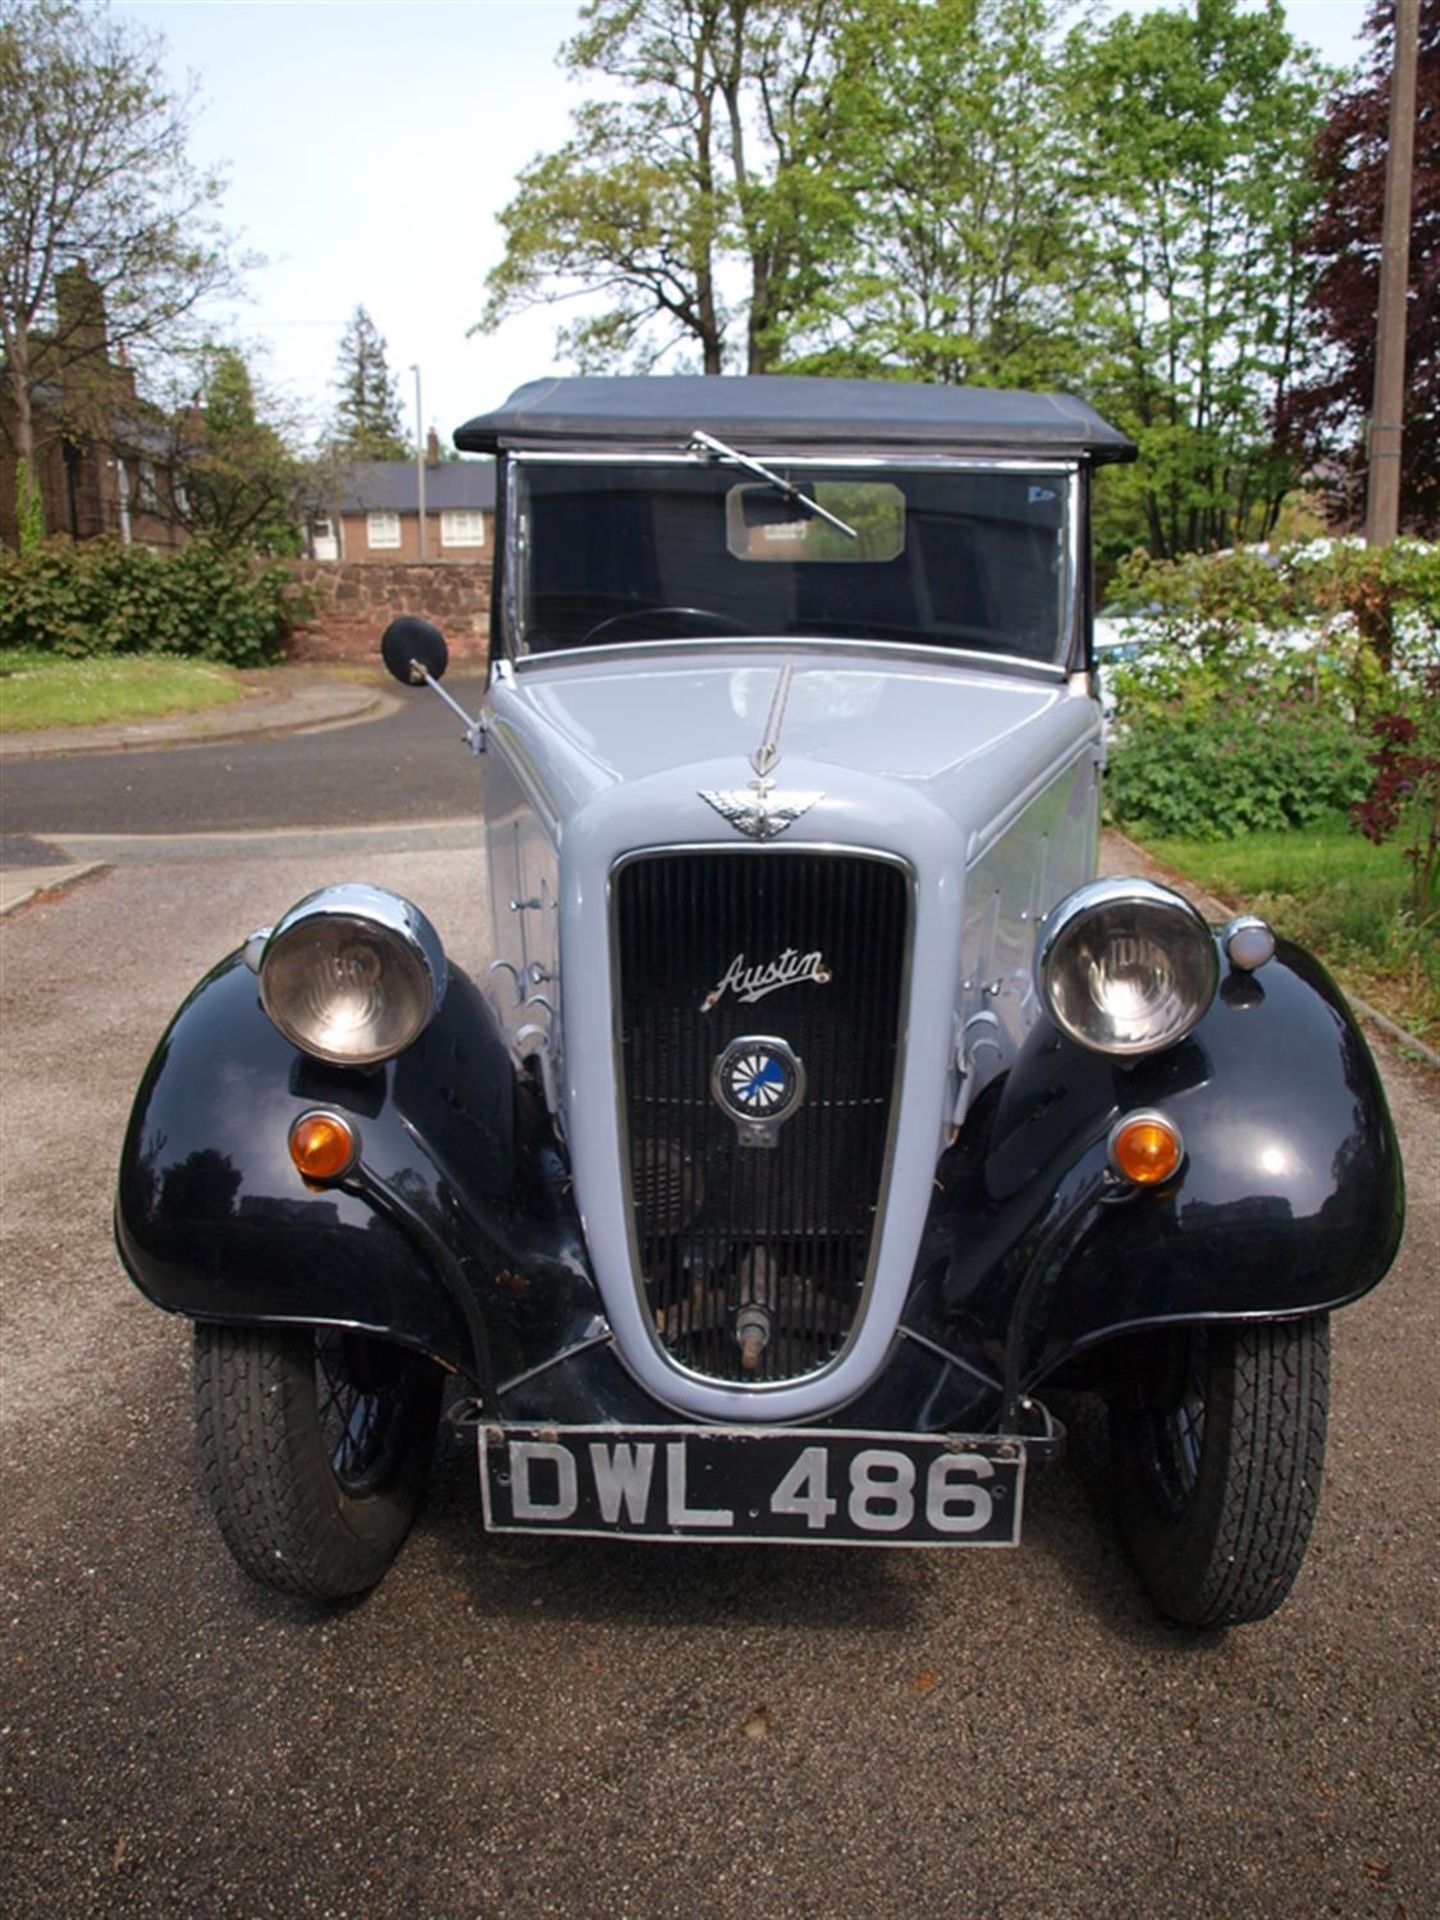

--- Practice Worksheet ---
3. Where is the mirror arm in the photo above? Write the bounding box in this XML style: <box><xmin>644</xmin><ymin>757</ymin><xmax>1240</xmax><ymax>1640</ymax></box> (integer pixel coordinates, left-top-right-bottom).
<box><xmin>411</xmin><ymin>662</ymin><xmax>487</xmax><ymax>755</ymax></box>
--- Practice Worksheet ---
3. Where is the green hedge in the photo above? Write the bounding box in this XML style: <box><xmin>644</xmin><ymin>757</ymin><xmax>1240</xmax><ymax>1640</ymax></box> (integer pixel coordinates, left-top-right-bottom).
<box><xmin>0</xmin><ymin>538</ymin><xmax>307</xmax><ymax>668</ymax></box>
<box><xmin>1107</xmin><ymin>691</ymin><xmax>1373</xmax><ymax>838</ymax></box>
<box><xmin>1104</xmin><ymin>538</ymin><xmax>1439</xmax><ymax>840</ymax></box>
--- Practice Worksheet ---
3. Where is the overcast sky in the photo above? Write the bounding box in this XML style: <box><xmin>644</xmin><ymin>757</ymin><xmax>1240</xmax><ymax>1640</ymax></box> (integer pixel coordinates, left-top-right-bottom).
<box><xmin>116</xmin><ymin>1</ymin><xmax>1376</xmax><ymax>448</ymax></box>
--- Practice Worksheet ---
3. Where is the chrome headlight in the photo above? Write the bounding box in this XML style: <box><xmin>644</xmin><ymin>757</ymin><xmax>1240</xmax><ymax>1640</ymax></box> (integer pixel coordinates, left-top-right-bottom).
<box><xmin>1037</xmin><ymin>878</ymin><xmax>1218</xmax><ymax>1057</ymax></box>
<box><xmin>258</xmin><ymin>885</ymin><xmax>445</xmax><ymax>1065</ymax></box>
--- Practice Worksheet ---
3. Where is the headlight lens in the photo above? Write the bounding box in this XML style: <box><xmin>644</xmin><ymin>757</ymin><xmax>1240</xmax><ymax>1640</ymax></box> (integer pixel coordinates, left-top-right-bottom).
<box><xmin>1037</xmin><ymin>878</ymin><xmax>1218</xmax><ymax>1056</ymax></box>
<box><xmin>258</xmin><ymin>885</ymin><xmax>445</xmax><ymax>1065</ymax></box>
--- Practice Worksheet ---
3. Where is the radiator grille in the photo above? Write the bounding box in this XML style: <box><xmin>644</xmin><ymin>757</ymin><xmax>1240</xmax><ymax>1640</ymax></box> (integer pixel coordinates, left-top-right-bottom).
<box><xmin>615</xmin><ymin>850</ymin><xmax>909</xmax><ymax>1384</ymax></box>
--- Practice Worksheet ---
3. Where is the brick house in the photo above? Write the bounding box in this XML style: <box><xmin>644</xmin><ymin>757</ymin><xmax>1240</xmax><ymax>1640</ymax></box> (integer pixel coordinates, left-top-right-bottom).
<box><xmin>0</xmin><ymin>267</ymin><xmax>184</xmax><ymax>552</ymax></box>
<box><xmin>311</xmin><ymin>435</ymin><xmax>496</xmax><ymax>563</ymax></box>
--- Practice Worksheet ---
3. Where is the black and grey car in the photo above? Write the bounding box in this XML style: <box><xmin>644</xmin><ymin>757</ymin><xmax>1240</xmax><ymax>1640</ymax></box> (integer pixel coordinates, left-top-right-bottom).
<box><xmin>117</xmin><ymin>377</ymin><xmax>1404</xmax><ymax>1623</ymax></box>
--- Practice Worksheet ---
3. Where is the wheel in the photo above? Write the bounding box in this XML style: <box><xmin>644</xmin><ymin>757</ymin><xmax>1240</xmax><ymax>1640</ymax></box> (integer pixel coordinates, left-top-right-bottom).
<box><xmin>193</xmin><ymin>1323</ymin><xmax>443</xmax><ymax>1600</ymax></box>
<box><xmin>580</xmin><ymin>604</ymin><xmax>744</xmax><ymax>645</ymax></box>
<box><xmin>1108</xmin><ymin>1316</ymin><xmax>1330</xmax><ymax>1627</ymax></box>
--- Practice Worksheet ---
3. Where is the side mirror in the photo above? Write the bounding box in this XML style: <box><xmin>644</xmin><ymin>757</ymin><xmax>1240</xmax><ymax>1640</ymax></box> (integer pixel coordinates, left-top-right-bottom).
<box><xmin>381</xmin><ymin>616</ymin><xmax>449</xmax><ymax>687</ymax></box>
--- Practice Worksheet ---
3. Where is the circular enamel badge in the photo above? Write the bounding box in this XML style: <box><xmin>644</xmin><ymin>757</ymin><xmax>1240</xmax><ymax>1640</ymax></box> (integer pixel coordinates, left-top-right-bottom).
<box><xmin>711</xmin><ymin>1035</ymin><xmax>806</xmax><ymax>1130</ymax></box>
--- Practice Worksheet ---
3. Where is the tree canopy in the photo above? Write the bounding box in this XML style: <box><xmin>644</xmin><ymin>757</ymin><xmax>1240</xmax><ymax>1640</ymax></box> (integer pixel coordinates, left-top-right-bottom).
<box><xmin>328</xmin><ymin>304</ymin><xmax>410</xmax><ymax>460</ymax></box>
<box><xmin>167</xmin><ymin>345</ymin><xmax>301</xmax><ymax>554</ymax></box>
<box><xmin>795</xmin><ymin>0</ymin><xmax>1085</xmax><ymax>391</ymax></box>
<box><xmin>476</xmin><ymin>0</ymin><xmax>1342</xmax><ymax>561</ymax></box>
<box><xmin>1281</xmin><ymin>0</ymin><xmax>1439</xmax><ymax>536</ymax></box>
<box><xmin>1065</xmin><ymin>0</ymin><xmax>1331</xmax><ymax>562</ymax></box>
<box><xmin>0</xmin><ymin>0</ymin><xmax>234</xmax><ymax>515</ymax></box>
<box><xmin>478</xmin><ymin>0</ymin><xmax>856</xmax><ymax>374</ymax></box>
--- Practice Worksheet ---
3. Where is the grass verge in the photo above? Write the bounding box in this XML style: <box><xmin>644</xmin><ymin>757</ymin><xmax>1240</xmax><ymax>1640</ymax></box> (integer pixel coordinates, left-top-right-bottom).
<box><xmin>1127</xmin><ymin>811</ymin><xmax>1438</xmax><ymax>1049</ymax></box>
<box><xmin>0</xmin><ymin>650</ymin><xmax>247</xmax><ymax>733</ymax></box>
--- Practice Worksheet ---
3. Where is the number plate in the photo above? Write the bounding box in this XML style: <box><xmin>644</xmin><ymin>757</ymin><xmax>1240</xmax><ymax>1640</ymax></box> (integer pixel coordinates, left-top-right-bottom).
<box><xmin>479</xmin><ymin>1426</ymin><xmax>1024</xmax><ymax>1547</ymax></box>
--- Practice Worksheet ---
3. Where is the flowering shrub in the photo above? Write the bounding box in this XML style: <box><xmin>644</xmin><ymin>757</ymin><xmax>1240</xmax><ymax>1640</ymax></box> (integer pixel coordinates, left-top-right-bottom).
<box><xmin>1106</xmin><ymin>538</ymin><xmax>1440</xmax><ymax>664</ymax></box>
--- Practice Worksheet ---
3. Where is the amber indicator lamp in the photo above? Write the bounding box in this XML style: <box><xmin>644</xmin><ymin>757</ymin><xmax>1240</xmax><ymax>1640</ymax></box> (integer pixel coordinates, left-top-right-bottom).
<box><xmin>288</xmin><ymin>1110</ymin><xmax>359</xmax><ymax>1183</ymax></box>
<box><xmin>1108</xmin><ymin>1111</ymin><xmax>1184</xmax><ymax>1187</ymax></box>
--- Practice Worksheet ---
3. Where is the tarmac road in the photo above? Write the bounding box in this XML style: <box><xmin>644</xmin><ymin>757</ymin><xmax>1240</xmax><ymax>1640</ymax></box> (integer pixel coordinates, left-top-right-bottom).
<box><xmin>2</xmin><ymin>840</ymin><xmax>1437</xmax><ymax>1920</ymax></box>
<box><xmin>0</xmin><ymin>676</ymin><xmax>490</xmax><ymax>838</ymax></box>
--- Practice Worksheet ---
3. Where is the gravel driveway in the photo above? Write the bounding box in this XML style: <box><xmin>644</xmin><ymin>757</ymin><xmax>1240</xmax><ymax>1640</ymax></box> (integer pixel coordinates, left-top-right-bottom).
<box><xmin>3</xmin><ymin>848</ymin><xmax>1436</xmax><ymax>1920</ymax></box>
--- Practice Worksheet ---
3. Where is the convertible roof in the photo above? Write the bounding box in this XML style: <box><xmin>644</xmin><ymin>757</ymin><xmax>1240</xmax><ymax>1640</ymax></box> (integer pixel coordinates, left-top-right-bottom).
<box><xmin>454</xmin><ymin>375</ymin><xmax>1137</xmax><ymax>465</ymax></box>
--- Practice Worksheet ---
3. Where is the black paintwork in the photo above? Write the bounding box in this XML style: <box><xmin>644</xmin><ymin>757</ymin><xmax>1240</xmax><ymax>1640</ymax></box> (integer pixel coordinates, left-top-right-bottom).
<box><xmin>491</xmin><ymin>1329</ymin><xmax>1004</xmax><ymax>1438</ymax></box>
<box><xmin>902</xmin><ymin>937</ymin><xmax>1403</xmax><ymax>1420</ymax></box>
<box><xmin>382</xmin><ymin>616</ymin><xmax>449</xmax><ymax>686</ymax></box>
<box><xmin>117</xmin><ymin>933</ymin><xmax>1402</xmax><ymax>1436</ymax></box>
<box><xmin>116</xmin><ymin>954</ymin><xmax>604</xmax><ymax>1401</ymax></box>
<box><xmin>455</xmin><ymin>374</ymin><xmax>1138</xmax><ymax>464</ymax></box>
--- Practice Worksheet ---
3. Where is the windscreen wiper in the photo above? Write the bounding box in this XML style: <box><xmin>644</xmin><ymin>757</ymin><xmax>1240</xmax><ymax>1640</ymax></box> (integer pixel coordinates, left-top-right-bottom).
<box><xmin>688</xmin><ymin>429</ymin><xmax>858</xmax><ymax>541</ymax></box>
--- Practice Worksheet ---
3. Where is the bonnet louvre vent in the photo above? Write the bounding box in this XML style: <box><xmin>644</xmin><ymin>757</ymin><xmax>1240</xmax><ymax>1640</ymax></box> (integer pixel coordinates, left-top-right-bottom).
<box><xmin>615</xmin><ymin>849</ymin><xmax>909</xmax><ymax>1384</ymax></box>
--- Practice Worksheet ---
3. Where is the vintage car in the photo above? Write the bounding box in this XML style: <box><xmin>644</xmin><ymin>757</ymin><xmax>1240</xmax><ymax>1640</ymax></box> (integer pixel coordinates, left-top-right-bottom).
<box><xmin>116</xmin><ymin>377</ymin><xmax>1404</xmax><ymax>1624</ymax></box>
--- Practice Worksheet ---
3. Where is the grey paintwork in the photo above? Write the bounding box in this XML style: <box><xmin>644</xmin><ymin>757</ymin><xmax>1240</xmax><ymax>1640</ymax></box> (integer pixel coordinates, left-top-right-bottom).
<box><xmin>481</xmin><ymin>639</ymin><xmax>1102</xmax><ymax>1422</ymax></box>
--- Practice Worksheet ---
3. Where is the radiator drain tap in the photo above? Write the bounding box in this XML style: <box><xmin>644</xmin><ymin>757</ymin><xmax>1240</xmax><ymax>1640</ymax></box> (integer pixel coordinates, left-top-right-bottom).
<box><xmin>735</xmin><ymin>1303</ymin><xmax>773</xmax><ymax>1372</ymax></box>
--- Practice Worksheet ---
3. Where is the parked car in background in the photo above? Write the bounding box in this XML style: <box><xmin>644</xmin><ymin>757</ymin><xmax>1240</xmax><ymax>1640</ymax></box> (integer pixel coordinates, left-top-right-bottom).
<box><xmin>117</xmin><ymin>378</ymin><xmax>1404</xmax><ymax>1625</ymax></box>
<box><xmin>1092</xmin><ymin>607</ymin><xmax>1175</xmax><ymax>731</ymax></box>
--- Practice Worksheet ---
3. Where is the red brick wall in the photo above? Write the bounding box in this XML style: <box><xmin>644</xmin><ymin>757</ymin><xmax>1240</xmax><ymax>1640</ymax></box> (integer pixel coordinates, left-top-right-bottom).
<box><xmin>287</xmin><ymin>559</ymin><xmax>491</xmax><ymax>665</ymax></box>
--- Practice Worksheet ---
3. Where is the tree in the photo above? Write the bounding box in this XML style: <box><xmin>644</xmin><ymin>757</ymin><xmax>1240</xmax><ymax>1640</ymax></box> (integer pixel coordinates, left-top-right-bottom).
<box><xmin>166</xmin><ymin>346</ymin><xmax>300</xmax><ymax>554</ymax></box>
<box><xmin>1280</xmin><ymin>0</ymin><xmax>1439</xmax><ymax>535</ymax></box>
<box><xmin>0</xmin><ymin>0</ymin><xmax>234</xmax><ymax>529</ymax></box>
<box><xmin>477</xmin><ymin>0</ymin><xmax>857</xmax><ymax>374</ymax></box>
<box><xmin>476</xmin><ymin>0</ymin><xmax>1336</xmax><ymax>573</ymax></box>
<box><xmin>328</xmin><ymin>304</ymin><xmax>410</xmax><ymax>460</ymax></box>
<box><xmin>792</xmin><ymin>0</ymin><xmax>1087</xmax><ymax>390</ymax></box>
<box><xmin>1063</xmin><ymin>0</ymin><xmax>1331</xmax><ymax>563</ymax></box>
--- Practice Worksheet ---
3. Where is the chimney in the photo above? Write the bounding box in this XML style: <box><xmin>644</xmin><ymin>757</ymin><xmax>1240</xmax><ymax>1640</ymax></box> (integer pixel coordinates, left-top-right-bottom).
<box><xmin>55</xmin><ymin>265</ymin><xmax>109</xmax><ymax>358</ymax></box>
<box><xmin>426</xmin><ymin>427</ymin><xmax>442</xmax><ymax>467</ymax></box>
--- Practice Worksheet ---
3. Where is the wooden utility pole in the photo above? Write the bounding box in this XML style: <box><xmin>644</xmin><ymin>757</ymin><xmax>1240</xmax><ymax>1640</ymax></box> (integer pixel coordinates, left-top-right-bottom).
<box><xmin>1366</xmin><ymin>0</ymin><xmax>1421</xmax><ymax>546</ymax></box>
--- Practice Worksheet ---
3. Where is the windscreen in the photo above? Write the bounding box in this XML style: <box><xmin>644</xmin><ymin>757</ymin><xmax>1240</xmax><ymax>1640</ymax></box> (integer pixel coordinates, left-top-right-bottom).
<box><xmin>512</xmin><ymin>459</ymin><xmax>1076</xmax><ymax>664</ymax></box>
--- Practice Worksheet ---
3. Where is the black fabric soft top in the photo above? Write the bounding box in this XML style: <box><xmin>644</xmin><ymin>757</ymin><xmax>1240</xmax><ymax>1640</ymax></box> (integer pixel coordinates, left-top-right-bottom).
<box><xmin>454</xmin><ymin>375</ymin><xmax>1137</xmax><ymax>465</ymax></box>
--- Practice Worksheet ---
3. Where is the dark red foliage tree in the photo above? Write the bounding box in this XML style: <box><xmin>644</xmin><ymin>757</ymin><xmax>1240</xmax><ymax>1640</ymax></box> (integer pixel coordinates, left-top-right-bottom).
<box><xmin>1281</xmin><ymin>0</ymin><xmax>1439</xmax><ymax>533</ymax></box>
<box><xmin>1351</xmin><ymin>666</ymin><xmax>1440</xmax><ymax>926</ymax></box>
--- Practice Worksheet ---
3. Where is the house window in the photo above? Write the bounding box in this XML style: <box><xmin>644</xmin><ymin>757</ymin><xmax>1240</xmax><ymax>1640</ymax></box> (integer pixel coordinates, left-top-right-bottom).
<box><xmin>367</xmin><ymin>511</ymin><xmax>401</xmax><ymax>550</ymax></box>
<box><xmin>137</xmin><ymin>461</ymin><xmax>158</xmax><ymax>509</ymax></box>
<box><xmin>116</xmin><ymin>456</ymin><xmax>133</xmax><ymax>547</ymax></box>
<box><xmin>440</xmin><ymin>509</ymin><xmax>486</xmax><ymax>548</ymax></box>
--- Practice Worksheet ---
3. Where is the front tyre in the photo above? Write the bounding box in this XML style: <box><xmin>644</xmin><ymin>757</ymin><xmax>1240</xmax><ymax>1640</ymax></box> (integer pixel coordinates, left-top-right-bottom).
<box><xmin>193</xmin><ymin>1324</ymin><xmax>443</xmax><ymax>1600</ymax></box>
<box><xmin>1109</xmin><ymin>1316</ymin><xmax>1330</xmax><ymax>1627</ymax></box>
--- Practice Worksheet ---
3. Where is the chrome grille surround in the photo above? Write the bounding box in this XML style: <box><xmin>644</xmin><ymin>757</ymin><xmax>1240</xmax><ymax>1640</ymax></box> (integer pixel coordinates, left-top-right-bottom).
<box><xmin>611</xmin><ymin>845</ymin><xmax>914</xmax><ymax>1388</ymax></box>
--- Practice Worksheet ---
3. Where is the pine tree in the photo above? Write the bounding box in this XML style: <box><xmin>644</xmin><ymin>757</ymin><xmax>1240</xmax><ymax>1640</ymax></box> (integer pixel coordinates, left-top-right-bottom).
<box><xmin>329</xmin><ymin>305</ymin><xmax>409</xmax><ymax>460</ymax></box>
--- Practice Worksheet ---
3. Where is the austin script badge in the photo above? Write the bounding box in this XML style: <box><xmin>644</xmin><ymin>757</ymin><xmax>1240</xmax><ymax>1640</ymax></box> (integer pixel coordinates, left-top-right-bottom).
<box><xmin>701</xmin><ymin>948</ymin><xmax>832</xmax><ymax>1014</ymax></box>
